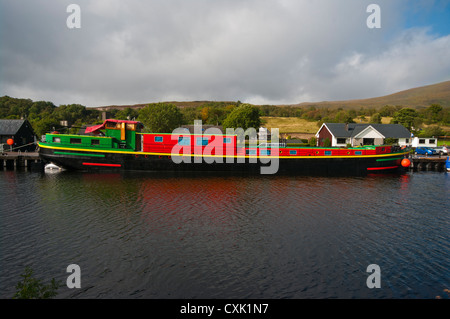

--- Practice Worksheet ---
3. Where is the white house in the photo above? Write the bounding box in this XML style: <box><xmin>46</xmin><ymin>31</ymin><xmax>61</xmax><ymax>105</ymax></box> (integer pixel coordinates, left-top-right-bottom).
<box><xmin>411</xmin><ymin>137</ymin><xmax>438</xmax><ymax>148</ymax></box>
<box><xmin>315</xmin><ymin>123</ymin><xmax>411</xmax><ymax>147</ymax></box>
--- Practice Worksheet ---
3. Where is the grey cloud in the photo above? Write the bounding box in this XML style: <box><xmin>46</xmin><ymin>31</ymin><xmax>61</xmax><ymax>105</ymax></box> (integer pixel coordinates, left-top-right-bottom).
<box><xmin>1</xmin><ymin>0</ymin><xmax>449</xmax><ymax>107</ymax></box>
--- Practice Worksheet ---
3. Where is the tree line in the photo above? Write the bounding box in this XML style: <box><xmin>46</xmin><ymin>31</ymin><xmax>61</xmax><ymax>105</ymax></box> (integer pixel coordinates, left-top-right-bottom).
<box><xmin>260</xmin><ymin>103</ymin><xmax>450</xmax><ymax>137</ymax></box>
<box><xmin>0</xmin><ymin>97</ymin><xmax>261</xmax><ymax>136</ymax></box>
<box><xmin>1</xmin><ymin>95</ymin><xmax>449</xmax><ymax>137</ymax></box>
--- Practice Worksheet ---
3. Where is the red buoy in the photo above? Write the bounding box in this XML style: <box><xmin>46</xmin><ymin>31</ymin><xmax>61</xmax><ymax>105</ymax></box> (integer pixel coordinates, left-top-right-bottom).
<box><xmin>401</xmin><ymin>158</ymin><xmax>411</xmax><ymax>167</ymax></box>
<box><xmin>7</xmin><ymin>138</ymin><xmax>14</xmax><ymax>145</ymax></box>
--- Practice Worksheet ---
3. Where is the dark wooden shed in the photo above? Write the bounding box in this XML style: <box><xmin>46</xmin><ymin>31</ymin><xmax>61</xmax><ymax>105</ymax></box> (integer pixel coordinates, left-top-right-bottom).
<box><xmin>0</xmin><ymin>119</ymin><xmax>37</xmax><ymax>152</ymax></box>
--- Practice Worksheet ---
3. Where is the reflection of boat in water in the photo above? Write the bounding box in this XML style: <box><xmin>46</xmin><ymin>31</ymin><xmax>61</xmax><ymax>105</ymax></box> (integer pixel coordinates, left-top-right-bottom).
<box><xmin>446</xmin><ymin>156</ymin><xmax>450</xmax><ymax>172</ymax></box>
<box><xmin>38</xmin><ymin>119</ymin><xmax>412</xmax><ymax>176</ymax></box>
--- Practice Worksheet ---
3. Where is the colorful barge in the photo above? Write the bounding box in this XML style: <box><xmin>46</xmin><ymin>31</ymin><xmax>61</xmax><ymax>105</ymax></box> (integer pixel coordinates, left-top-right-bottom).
<box><xmin>38</xmin><ymin>119</ymin><xmax>411</xmax><ymax>175</ymax></box>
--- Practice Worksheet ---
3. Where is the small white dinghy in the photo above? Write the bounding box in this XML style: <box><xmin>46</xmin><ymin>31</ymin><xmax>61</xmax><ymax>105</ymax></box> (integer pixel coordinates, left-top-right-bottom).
<box><xmin>44</xmin><ymin>163</ymin><xmax>63</xmax><ymax>171</ymax></box>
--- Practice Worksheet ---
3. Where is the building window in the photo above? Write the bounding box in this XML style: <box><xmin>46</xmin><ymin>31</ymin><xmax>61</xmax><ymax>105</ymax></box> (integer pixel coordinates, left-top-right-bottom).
<box><xmin>429</xmin><ymin>139</ymin><xmax>435</xmax><ymax>144</ymax></box>
<box><xmin>178</xmin><ymin>136</ymin><xmax>190</xmax><ymax>146</ymax></box>
<box><xmin>325</xmin><ymin>151</ymin><xmax>332</xmax><ymax>155</ymax></box>
<box><xmin>91</xmin><ymin>139</ymin><xmax>100</xmax><ymax>146</ymax></box>
<box><xmin>196</xmin><ymin>137</ymin><xmax>209</xmax><ymax>146</ymax></box>
<box><xmin>337</xmin><ymin>138</ymin><xmax>346</xmax><ymax>144</ymax></box>
<box><xmin>419</xmin><ymin>139</ymin><xmax>426</xmax><ymax>144</ymax></box>
<box><xmin>289</xmin><ymin>150</ymin><xmax>297</xmax><ymax>155</ymax></box>
<box><xmin>52</xmin><ymin>137</ymin><xmax>61</xmax><ymax>143</ymax></box>
<box><xmin>154</xmin><ymin>136</ymin><xmax>163</xmax><ymax>142</ymax></box>
<box><xmin>70</xmin><ymin>138</ymin><xmax>82</xmax><ymax>144</ymax></box>
<box><xmin>405</xmin><ymin>139</ymin><xmax>409</xmax><ymax>143</ymax></box>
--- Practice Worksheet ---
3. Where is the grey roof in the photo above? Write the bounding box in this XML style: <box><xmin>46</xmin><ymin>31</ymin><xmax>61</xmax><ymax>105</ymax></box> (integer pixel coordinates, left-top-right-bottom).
<box><xmin>369</xmin><ymin>124</ymin><xmax>411</xmax><ymax>138</ymax></box>
<box><xmin>324</xmin><ymin>123</ymin><xmax>410</xmax><ymax>138</ymax></box>
<box><xmin>0</xmin><ymin>119</ymin><xmax>27</xmax><ymax>135</ymax></box>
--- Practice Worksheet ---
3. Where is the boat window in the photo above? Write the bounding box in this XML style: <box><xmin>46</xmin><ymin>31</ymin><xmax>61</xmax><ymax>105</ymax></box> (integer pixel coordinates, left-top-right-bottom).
<box><xmin>178</xmin><ymin>136</ymin><xmax>190</xmax><ymax>146</ymax></box>
<box><xmin>154</xmin><ymin>136</ymin><xmax>163</xmax><ymax>143</ymax></box>
<box><xmin>91</xmin><ymin>139</ymin><xmax>100</xmax><ymax>146</ymax></box>
<box><xmin>196</xmin><ymin>137</ymin><xmax>209</xmax><ymax>146</ymax></box>
<box><xmin>260</xmin><ymin>150</ymin><xmax>271</xmax><ymax>156</ymax></box>
<box><xmin>325</xmin><ymin>151</ymin><xmax>332</xmax><ymax>155</ymax></box>
<box><xmin>52</xmin><ymin>137</ymin><xmax>61</xmax><ymax>143</ymax></box>
<box><xmin>70</xmin><ymin>138</ymin><xmax>82</xmax><ymax>144</ymax></box>
<box><xmin>289</xmin><ymin>150</ymin><xmax>297</xmax><ymax>155</ymax></box>
<box><xmin>246</xmin><ymin>149</ymin><xmax>257</xmax><ymax>155</ymax></box>
<box><xmin>106</xmin><ymin>122</ymin><xmax>119</xmax><ymax>129</ymax></box>
<box><xmin>259</xmin><ymin>142</ymin><xmax>285</xmax><ymax>148</ymax></box>
<box><xmin>355</xmin><ymin>151</ymin><xmax>362</xmax><ymax>155</ymax></box>
<box><xmin>223</xmin><ymin>137</ymin><xmax>231</xmax><ymax>144</ymax></box>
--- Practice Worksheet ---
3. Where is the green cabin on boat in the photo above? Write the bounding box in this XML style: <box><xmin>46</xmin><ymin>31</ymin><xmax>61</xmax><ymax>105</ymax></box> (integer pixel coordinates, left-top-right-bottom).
<box><xmin>44</xmin><ymin>120</ymin><xmax>143</xmax><ymax>151</ymax></box>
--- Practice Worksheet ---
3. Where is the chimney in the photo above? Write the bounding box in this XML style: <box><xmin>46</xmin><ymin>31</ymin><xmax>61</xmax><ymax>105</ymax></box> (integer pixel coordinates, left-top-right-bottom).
<box><xmin>345</xmin><ymin>123</ymin><xmax>348</xmax><ymax>131</ymax></box>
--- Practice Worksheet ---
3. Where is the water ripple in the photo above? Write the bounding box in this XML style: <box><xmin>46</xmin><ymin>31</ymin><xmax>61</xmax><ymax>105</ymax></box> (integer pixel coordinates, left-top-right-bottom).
<box><xmin>0</xmin><ymin>171</ymin><xmax>448</xmax><ymax>299</ymax></box>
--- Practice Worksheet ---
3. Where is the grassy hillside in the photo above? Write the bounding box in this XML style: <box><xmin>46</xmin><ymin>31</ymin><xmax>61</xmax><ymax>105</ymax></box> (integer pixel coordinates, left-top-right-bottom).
<box><xmin>261</xmin><ymin>117</ymin><xmax>319</xmax><ymax>134</ymax></box>
<box><xmin>262</xmin><ymin>116</ymin><xmax>394</xmax><ymax>135</ymax></box>
<box><xmin>292</xmin><ymin>80</ymin><xmax>450</xmax><ymax>109</ymax></box>
<box><xmin>95</xmin><ymin>80</ymin><xmax>450</xmax><ymax>111</ymax></box>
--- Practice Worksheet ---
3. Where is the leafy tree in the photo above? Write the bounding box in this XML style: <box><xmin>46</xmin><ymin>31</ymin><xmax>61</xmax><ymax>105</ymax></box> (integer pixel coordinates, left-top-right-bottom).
<box><xmin>180</xmin><ymin>107</ymin><xmax>202</xmax><ymax>125</ymax></box>
<box><xmin>391</xmin><ymin>108</ymin><xmax>420</xmax><ymax>130</ymax></box>
<box><xmin>259</xmin><ymin>105</ymin><xmax>277</xmax><ymax>116</ymax></box>
<box><xmin>442</xmin><ymin>108</ymin><xmax>450</xmax><ymax>126</ymax></box>
<box><xmin>205</xmin><ymin>106</ymin><xmax>230</xmax><ymax>125</ymax></box>
<box><xmin>331</xmin><ymin>110</ymin><xmax>355</xmax><ymax>124</ymax></box>
<box><xmin>418</xmin><ymin>125</ymin><xmax>445</xmax><ymax>137</ymax></box>
<box><xmin>201</xmin><ymin>107</ymin><xmax>210</xmax><ymax>122</ymax></box>
<box><xmin>32</xmin><ymin>117</ymin><xmax>61</xmax><ymax>137</ymax></box>
<box><xmin>53</xmin><ymin>104</ymin><xmax>88</xmax><ymax>124</ymax></box>
<box><xmin>138</xmin><ymin>103</ymin><xmax>184</xmax><ymax>133</ymax></box>
<box><xmin>222</xmin><ymin>104</ymin><xmax>261</xmax><ymax>131</ymax></box>
<box><xmin>379</xmin><ymin>105</ymin><xmax>401</xmax><ymax>117</ymax></box>
<box><xmin>115</xmin><ymin>107</ymin><xmax>139</xmax><ymax>120</ymax></box>
<box><xmin>13</xmin><ymin>267</ymin><xmax>61</xmax><ymax>299</ymax></box>
<box><xmin>0</xmin><ymin>96</ymin><xmax>33</xmax><ymax>118</ymax></box>
<box><xmin>308</xmin><ymin>136</ymin><xmax>317</xmax><ymax>146</ymax></box>
<box><xmin>420</xmin><ymin>104</ymin><xmax>444</xmax><ymax>124</ymax></box>
<box><xmin>371</xmin><ymin>113</ymin><xmax>382</xmax><ymax>124</ymax></box>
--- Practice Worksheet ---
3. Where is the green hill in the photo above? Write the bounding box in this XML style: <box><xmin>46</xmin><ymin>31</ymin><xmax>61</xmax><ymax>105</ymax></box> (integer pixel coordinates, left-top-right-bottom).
<box><xmin>292</xmin><ymin>80</ymin><xmax>450</xmax><ymax>109</ymax></box>
<box><xmin>94</xmin><ymin>80</ymin><xmax>450</xmax><ymax>111</ymax></box>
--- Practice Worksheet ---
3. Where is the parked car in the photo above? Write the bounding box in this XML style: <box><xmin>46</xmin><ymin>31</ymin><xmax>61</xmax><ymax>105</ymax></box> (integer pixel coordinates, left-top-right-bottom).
<box><xmin>415</xmin><ymin>147</ymin><xmax>437</xmax><ymax>155</ymax></box>
<box><xmin>433</xmin><ymin>146</ymin><xmax>448</xmax><ymax>155</ymax></box>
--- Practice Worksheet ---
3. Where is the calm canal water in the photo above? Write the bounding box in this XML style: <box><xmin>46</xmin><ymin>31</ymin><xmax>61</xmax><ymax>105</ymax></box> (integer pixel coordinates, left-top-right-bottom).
<box><xmin>0</xmin><ymin>169</ymin><xmax>449</xmax><ymax>299</ymax></box>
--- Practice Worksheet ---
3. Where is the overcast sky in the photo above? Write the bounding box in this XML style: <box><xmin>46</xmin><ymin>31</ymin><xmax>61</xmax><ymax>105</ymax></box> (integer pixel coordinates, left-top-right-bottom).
<box><xmin>1</xmin><ymin>0</ymin><xmax>449</xmax><ymax>107</ymax></box>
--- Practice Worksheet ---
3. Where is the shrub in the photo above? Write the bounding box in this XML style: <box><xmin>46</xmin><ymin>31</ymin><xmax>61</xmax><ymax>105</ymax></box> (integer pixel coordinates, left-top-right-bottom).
<box><xmin>13</xmin><ymin>267</ymin><xmax>61</xmax><ymax>299</ymax></box>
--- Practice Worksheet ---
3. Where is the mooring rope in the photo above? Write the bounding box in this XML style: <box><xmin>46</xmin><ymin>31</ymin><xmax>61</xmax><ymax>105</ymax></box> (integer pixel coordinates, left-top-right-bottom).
<box><xmin>1</xmin><ymin>141</ymin><xmax>38</xmax><ymax>153</ymax></box>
